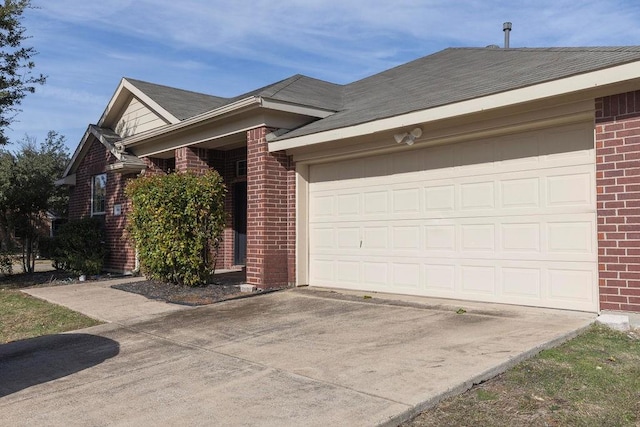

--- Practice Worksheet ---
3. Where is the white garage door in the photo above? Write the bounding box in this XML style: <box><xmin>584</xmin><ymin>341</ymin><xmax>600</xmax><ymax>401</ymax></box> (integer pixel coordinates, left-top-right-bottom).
<box><xmin>308</xmin><ymin>123</ymin><xmax>597</xmax><ymax>311</ymax></box>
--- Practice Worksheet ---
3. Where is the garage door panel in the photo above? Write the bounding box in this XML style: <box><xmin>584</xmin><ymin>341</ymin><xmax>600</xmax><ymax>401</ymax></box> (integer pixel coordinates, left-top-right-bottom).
<box><xmin>501</xmin><ymin>267</ymin><xmax>542</xmax><ymax>298</ymax></box>
<box><xmin>546</xmin><ymin>172</ymin><xmax>593</xmax><ymax>207</ymax></box>
<box><xmin>308</xmin><ymin>256</ymin><xmax>597</xmax><ymax>311</ymax></box>
<box><xmin>501</xmin><ymin>177</ymin><xmax>540</xmax><ymax>209</ymax></box>
<box><xmin>363</xmin><ymin>190</ymin><xmax>389</xmax><ymax>215</ymax></box>
<box><xmin>392</xmin><ymin>188</ymin><xmax>421</xmax><ymax>213</ymax></box>
<box><xmin>460</xmin><ymin>181</ymin><xmax>496</xmax><ymax>210</ymax></box>
<box><xmin>501</xmin><ymin>222</ymin><xmax>541</xmax><ymax>252</ymax></box>
<box><xmin>310</xmin><ymin>167</ymin><xmax>594</xmax><ymax>222</ymax></box>
<box><xmin>424</xmin><ymin>185</ymin><xmax>455</xmax><ymax>211</ymax></box>
<box><xmin>424</xmin><ymin>264</ymin><xmax>456</xmax><ymax>291</ymax></box>
<box><xmin>425</xmin><ymin>225</ymin><xmax>456</xmax><ymax>251</ymax></box>
<box><xmin>308</xmin><ymin>123</ymin><xmax>597</xmax><ymax>311</ymax></box>
<box><xmin>310</xmin><ymin>216</ymin><xmax>596</xmax><ymax>262</ymax></box>
<box><xmin>392</xmin><ymin>263</ymin><xmax>421</xmax><ymax>288</ymax></box>
<box><xmin>547</xmin><ymin>221</ymin><xmax>593</xmax><ymax>253</ymax></box>
<box><xmin>547</xmin><ymin>267</ymin><xmax>595</xmax><ymax>302</ymax></box>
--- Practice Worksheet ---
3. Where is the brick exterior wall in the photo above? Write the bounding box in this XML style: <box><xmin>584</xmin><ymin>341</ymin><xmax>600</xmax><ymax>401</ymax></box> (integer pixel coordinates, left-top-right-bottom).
<box><xmin>69</xmin><ymin>130</ymin><xmax>294</xmax><ymax>286</ymax></box>
<box><xmin>246</xmin><ymin>127</ymin><xmax>296</xmax><ymax>288</ymax></box>
<box><xmin>176</xmin><ymin>146</ymin><xmax>209</xmax><ymax>174</ymax></box>
<box><xmin>596</xmin><ymin>90</ymin><xmax>640</xmax><ymax>312</ymax></box>
<box><xmin>68</xmin><ymin>139</ymin><xmax>136</xmax><ymax>272</ymax></box>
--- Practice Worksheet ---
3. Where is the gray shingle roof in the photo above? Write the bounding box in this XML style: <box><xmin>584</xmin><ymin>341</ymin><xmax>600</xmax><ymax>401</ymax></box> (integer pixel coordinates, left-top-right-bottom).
<box><xmin>231</xmin><ymin>74</ymin><xmax>343</xmax><ymax>111</ymax></box>
<box><xmin>126</xmin><ymin>74</ymin><xmax>344</xmax><ymax>121</ymax></box>
<box><xmin>279</xmin><ymin>46</ymin><xmax>640</xmax><ymax>139</ymax></box>
<box><xmin>125</xmin><ymin>78</ymin><xmax>229</xmax><ymax>120</ymax></box>
<box><xmin>126</xmin><ymin>47</ymin><xmax>640</xmax><ymax>140</ymax></box>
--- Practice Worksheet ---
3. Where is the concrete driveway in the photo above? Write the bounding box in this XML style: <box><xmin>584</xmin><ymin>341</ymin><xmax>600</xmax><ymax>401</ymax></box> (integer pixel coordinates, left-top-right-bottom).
<box><xmin>0</xmin><ymin>287</ymin><xmax>594</xmax><ymax>426</ymax></box>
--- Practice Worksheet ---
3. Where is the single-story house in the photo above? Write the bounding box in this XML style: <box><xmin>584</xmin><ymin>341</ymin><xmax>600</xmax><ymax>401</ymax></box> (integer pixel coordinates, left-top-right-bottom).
<box><xmin>59</xmin><ymin>46</ymin><xmax>640</xmax><ymax>314</ymax></box>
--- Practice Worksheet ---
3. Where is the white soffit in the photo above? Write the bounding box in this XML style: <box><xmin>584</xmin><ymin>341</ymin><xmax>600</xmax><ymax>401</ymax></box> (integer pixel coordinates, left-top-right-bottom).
<box><xmin>268</xmin><ymin>61</ymin><xmax>640</xmax><ymax>152</ymax></box>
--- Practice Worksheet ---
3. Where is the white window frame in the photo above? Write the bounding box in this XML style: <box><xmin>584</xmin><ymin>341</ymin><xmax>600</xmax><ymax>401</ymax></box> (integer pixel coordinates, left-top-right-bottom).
<box><xmin>91</xmin><ymin>173</ymin><xmax>107</xmax><ymax>216</ymax></box>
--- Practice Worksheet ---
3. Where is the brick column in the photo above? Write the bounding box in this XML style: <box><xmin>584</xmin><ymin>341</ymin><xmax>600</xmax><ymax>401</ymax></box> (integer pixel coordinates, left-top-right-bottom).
<box><xmin>175</xmin><ymin>146</ymin><xmax>209</xmax><ymax>174</ymax></box>
<box><xmin>143</xmin><ymin>157</ymin><xmax>168</xmax><ymax>175</ymax></box>
<box><xmin>105</xmin><ymin>172</ymin><xmax>136</xmax><ymax>272</ymax></box>
<box><xmin>246</xmin><ymin>127</ymin><xmax>295</xmax><ymax>288</ymax></box>
<box><xmin>596</xmin><ymin>90</ymin><xmax>640</xmax><ymax>312</ymax></box>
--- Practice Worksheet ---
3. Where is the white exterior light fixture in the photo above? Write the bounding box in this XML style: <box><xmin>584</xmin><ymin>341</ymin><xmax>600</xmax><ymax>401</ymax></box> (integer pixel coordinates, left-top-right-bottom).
<box><xmin>394</xmin><ymin>127</ymin><xmax>423</xmax><ymax>145</ymax></box>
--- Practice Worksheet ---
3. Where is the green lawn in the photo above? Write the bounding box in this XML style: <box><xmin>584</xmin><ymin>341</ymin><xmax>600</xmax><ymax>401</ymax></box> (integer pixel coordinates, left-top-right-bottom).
<box><xmin>0</xmin><ymin>289</ymin><xmax>101</xmax><ymax>344</ymax></box>
<box><xmin>405</xmin><ymin>324</ymin><xmax>640</xmax><ymax>426</ymax></box>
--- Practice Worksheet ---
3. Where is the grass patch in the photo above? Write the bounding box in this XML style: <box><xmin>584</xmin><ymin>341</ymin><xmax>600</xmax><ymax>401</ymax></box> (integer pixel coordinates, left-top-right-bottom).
<box><xmin>405</xmin><ymin>324</ymin><xmax>640</xmax><ymax>427</ymax></box>
<box><xmin>0</xmin><ymin>289</ymin><xmax>101</xmax><ymax>344</ymax></box>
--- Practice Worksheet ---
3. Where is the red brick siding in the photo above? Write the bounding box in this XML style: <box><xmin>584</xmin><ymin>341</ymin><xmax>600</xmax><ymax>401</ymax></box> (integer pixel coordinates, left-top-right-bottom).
<box><xmin>144</xmin><ymin>157</ymin><xmax>171</xmax><ymax>175</ymax></box>
<box><xmin>596</xmin><ymin>90</ymin><xmax>640</xmax><ymax>312</ymax></box>
<box><xmin>246</xmin><ymin>127</ymin><xmax>295</xmax><ymax>288</ymax></box>
<box><xmin>105</xmin><ymin>172</ymin><xmax>136</xmax><ymax>272</ymax></box>
<box><xmin>68</xmin><ymin>139</ymin><xmax>136</xmax><ymax>272</ymax></box>
<box><xmin>176</xmin><ymin>146</ymin><xmax>209</xmax><ymax>174</ymax></box>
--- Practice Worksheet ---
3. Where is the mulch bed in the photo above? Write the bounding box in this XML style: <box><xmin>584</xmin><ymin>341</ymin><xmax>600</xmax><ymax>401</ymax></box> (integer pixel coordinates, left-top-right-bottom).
<box><xmin>111</xmin><ymin>270</ymin><xmax>258</xmax><ymax>306</ymax></box>
<box><xmin>1</xmin><ymin>267</ymin><xmax>261</xmax><ymax>307</ymax></box>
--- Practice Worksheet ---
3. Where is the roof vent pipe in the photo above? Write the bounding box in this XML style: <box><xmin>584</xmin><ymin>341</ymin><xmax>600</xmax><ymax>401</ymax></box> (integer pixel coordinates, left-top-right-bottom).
<box><xmin>503</xmin><ymin>22</ymin><xmax>512</xmax><ymax>48</ymax></box>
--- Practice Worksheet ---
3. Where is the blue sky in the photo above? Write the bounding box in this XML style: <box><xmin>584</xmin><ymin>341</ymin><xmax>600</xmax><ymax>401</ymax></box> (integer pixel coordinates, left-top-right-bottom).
<box><xmin>6</xmin><ymin>0</ymin><xmax>640</xmax><ymax>153</ymax></box>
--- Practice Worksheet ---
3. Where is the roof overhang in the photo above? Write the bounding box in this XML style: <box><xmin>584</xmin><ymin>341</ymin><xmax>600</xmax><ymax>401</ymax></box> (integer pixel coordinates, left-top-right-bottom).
<box><xmin>268</xmin><ymin>60</ymin><xmax>640</xmax><ymax>152</ymax></box>
<box><xmin>106</xmin><ymin>160</ymin><xmax>145</xmax><ymax>174</ymax></box>
<box><xmin>54</xmin><ymin>174</ymin><xmax>75</xmax><ymax>186</ymax></box>
<box><xmin>115</xmin><ymin>96</ymin><xmax>336</xmax><ymax>157</ymax></box>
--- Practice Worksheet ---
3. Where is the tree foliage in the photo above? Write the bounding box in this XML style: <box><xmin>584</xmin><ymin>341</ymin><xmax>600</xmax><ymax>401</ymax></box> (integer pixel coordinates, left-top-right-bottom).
<box><xmin>0</xmin><ymin>0</ymin><xmax>46</xmax><ymax>145</ymax></box>
<box><xmin>0</xmin><ymin>131</ymin><xmax>68</xmax><ymax>272</ymax></box>
<box><xmin>126</xmin><ymin>170</ymin><xmax>227</xmax><ymax>286</ymax></box>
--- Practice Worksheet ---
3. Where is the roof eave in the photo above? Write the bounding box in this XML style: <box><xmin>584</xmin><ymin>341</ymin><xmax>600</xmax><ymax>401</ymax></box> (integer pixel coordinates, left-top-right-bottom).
<box><xmin>106</xmin><ymin>161</ymin><xmax>146</xmax><ymax>174</ymax></box>
<box><xmin>115</xmin><ymin>96</ymin><xmax>336</xmax><ymax>151</ymax></box>
<box><xmin>117</xmin><ymin>96</ymin><xmax>262</xmax><ymax>150</ymax></box>
<box><xmin>54</xmin><ymin>173</ymin><xmax>76</xmax><ymax>187</ymax></box>
<box><xmin>268</xmin><ymin>60</ymin><xmax>640</xmax><ymax>152</ymax></box>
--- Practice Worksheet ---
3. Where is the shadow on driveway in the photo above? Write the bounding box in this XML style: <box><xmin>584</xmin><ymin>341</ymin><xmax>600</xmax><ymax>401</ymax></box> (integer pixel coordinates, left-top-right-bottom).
<box><xmin>0</xmin><ymin>333</ymin><xmax>119</xmax><ymax>397</ymax></box>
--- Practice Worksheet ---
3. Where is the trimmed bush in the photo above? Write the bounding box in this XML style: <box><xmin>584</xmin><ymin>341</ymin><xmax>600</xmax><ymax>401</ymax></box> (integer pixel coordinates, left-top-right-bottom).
<box><xmin>126</xmin><ymin>170</ymin><xmax>226</xmax><ymax>286</ymax></box>
<box><xmin>52</xmin><ymin>217</ymin><xmax>108</xmax><ymax>275</ymax></box>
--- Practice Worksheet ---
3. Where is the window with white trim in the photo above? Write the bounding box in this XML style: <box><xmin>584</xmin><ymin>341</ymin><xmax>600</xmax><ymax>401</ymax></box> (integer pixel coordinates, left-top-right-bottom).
<box><xmin>91</xmin><ymin>173</ymin><xmax>107</xmax><ymax>215</ymax></box>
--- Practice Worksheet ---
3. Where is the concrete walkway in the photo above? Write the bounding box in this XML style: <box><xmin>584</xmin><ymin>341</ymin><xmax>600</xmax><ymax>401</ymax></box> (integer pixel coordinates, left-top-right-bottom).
<box><xmin>22</xmin><ymin>277</ymin><xmax>191</xmax><ymax>324</ymax></box>
<box><xmin>3</xmin><ymin>284</ymin><xmax>596</xmax><ymax>426</ymax></box>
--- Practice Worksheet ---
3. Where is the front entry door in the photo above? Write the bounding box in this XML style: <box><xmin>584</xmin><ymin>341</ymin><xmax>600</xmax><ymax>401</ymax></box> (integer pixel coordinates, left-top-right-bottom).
<box><xmin>233</xmin><ymin>182</ymin><xmax>247</xmax><ymax>265</ymax></box>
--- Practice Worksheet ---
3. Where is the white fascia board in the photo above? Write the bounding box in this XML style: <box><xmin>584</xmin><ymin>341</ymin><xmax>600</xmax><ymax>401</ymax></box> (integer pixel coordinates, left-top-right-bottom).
<box><xmin>88</xmin><ymin>126</ymin><xmax>123</xmax><ymax>161</ymax></box>
<box><xmin>97</xmin><ymin>78</ymin><xmax>127</xmax><ymax>127</ymax></box>
<box><xmin>97</xmin><ymin>78</ymin><xmax>180</xmax><ymax>128</ymax></box>
<box><xmin>118</xmin><ymin>97</ymin><xmax>261</xmax><ymax>149</ymax></box>
<box><xmin>62</xmin><ymin>128</ymin><xmax>91</xmax><ymax>177</ymax></box>
<box><xmin>268</xmin><ymin>61</ymin><xmax>640</xmax><ymax>152</ymax></box>
<box><xmin>260</xmin><ymin>98</ymin><xmax>336</xmax><ymax>118</ymax></box>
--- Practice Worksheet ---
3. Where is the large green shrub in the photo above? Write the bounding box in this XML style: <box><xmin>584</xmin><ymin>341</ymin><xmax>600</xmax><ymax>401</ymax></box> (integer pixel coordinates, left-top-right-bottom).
<box><xmin>52</xmin><ymin>217</ymin><xmax>108</xmax><ymax>275</ymax></box>
<box><xmin>126</xmin><ymin>170</ymin><xmax>226</xmax><ymax>286</ymax></box>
